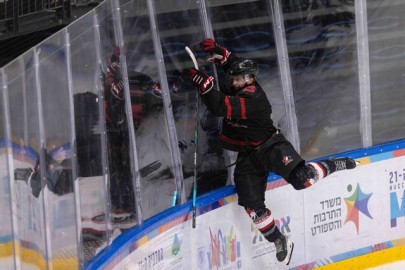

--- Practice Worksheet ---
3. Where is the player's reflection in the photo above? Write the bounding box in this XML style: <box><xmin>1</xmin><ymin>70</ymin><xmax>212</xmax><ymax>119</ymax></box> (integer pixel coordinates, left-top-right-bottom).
<box><xmin>14</xmin><ymin>142</ymin><xmax>73</xmax><ymax>198</ymax></box>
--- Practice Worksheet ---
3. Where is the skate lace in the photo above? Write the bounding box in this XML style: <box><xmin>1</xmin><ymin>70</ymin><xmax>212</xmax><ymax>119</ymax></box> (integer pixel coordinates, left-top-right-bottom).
<box><xmin>275</xmin><ymin>238</ymin><xmax>285</xmax><ymax>253</ymax></box>
<box><xmin>334</xmin><ymin>160</ymin><xmax>346</xmax><ymax>170</ymax></box>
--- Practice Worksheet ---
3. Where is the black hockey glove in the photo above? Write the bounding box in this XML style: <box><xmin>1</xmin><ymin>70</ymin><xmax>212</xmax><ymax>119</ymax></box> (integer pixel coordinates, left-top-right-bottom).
<box><xmin>14</xmin><ymin>167</ymin><xmax>35</xmax><ymax>182</ymax></box>
<box><xmin>108</xmin><ymin>78</ymin><xmax>124</xmax><ymax>100</ymax></box>
<box><xmin>108</xmin><ymin>47</ymin><xmax>121</xmax><ymax>80</ymax></box>
<box><xmin>106</xmin><ymin>47</ymin><xmax>124</xmax><ymax>100</ymax></box>
<box><xmin>202</xmin><ymin>38</ymin><xmax>231</xmax><ymax>65</ymax></box>
<box><xmin>184</xmin><ymin>68</ymin><xmax>215</xmax><ymax>95</ymax></box>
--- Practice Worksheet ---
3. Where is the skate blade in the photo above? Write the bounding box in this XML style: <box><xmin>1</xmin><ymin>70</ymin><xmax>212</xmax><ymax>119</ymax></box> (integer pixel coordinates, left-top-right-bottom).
<box><xmin>286</xmin><ymin>241</ymin><xmax>294</xmax><ymax>266</ymax></box>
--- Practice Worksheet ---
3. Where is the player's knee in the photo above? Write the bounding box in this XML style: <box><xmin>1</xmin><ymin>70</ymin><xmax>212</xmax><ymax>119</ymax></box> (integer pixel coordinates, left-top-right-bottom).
<box><xmin>245</xmin><ymin>206</ymin><xmax>267</xmax><ymax>219</ymax></box>
<box><xmin>287</xmin><ymin>165</ymin><xmax>315</xmax><ymax>190</ymax></box>
<box><xmin>245</xmin><ymin>206</ymin><xmax>275</xmax><ymax>232</ymax></box>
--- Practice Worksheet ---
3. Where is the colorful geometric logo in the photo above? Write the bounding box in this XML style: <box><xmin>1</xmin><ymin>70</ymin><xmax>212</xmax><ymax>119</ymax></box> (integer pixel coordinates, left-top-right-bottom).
<box><xmin>282</xmin><ymin>155</ymin><xmax>293</xmax><ymax>166</ymax></box>
<box><xmin>390</xmin><ymin>190</ymin><xmax>405</xmax><ymax>227</ymax></box>
<box><xmin>344</xmin><ymin>183</ymin><xmax>373</xmax><ymax>234</ymax></box>
<box><xmin>207</xmin><ymin>226</ymin><xmax>241</xmax><ymax>269</ymax></box>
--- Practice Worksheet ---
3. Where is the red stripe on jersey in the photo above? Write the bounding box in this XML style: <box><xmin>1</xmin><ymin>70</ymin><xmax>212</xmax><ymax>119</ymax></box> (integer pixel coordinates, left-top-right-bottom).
<box><xmin>224</xmin><ymin>96</ymin><xmax>232</xmax><ymax>118</ymax></box>
<box><xmin>220</xmin><ymin>134</ymin><xmax>264</xmax><ymax>147</ymax></box>
<box><xmin>239</xmin><ymin>98</ymin><xmax>246</xmax><ymax>119</ymax></box>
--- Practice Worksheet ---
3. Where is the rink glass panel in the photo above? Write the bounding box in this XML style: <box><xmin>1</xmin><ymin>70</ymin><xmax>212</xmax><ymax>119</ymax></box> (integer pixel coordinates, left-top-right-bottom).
<box><xmin>367</xmin><ymin>1</ymin><xmax>405</xmax><ymax>145</ymax></box>
<box><xmin>119</xmin><ymin>0</ymin><xmax>179</xmax><ymax>220</ymax></box>
<box><xmin>152</xmin><ymin>0</ymin><xmax>232</xmax><ymax>208</ymax></box>
<box><xmin>207</xmin><ymin>0</ymin><xmax>287</xmax><ymax>181</ymax></box>
<box><xmin>208</xmin><ymin>0</ymin><xmax>287</xmax><ymax>132</ymax></box>
<box><xmin>0</xmin><ymin>71</ymin><xmax>16</xmax><ymax>270</ymax></box>
<box><xmin>96</xmin><ymin>0</ymin><xmax>140</xmax><ymax>224</ymax></box>
<box><xmin>4</xmin><ymin>50</ymin><xmax>49</xmax><ymax>269</ymax></box>
<box><xmin>36</xmin><ymin>32</ymin><xmax>79</xmax><ymax>267</ymax></box>
<box><xmin>67</xmin><ymin>9</ymin><xmax>110</xmax><ymax>263</ymax></box>
<box><xmin>280</xmin><ymin>1</ymin><xmax>362</xmax><ymax>159</ymax></box>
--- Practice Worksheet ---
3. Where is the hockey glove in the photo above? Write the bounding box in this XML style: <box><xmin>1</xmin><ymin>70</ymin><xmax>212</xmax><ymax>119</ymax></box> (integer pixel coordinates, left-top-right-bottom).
<box><xmin>14</xmin><ymin>167</ymin><xmax>35</xmax><ymax>182</ymax></box>
<box><xmin>109</xmin><ymin>79</ymin><xmax>125</xmax><ymax>100</ymax></box>
<box><xmin>109</xmin><ymin>47</ymin><xmax>120</xmax><ymax>67</ymax></box>
<box><xmin>185</xmin><ymin>68</ymin><xmax>215</xmax><ymax>95</ymax></box>
<box><xmin>202</xmin><ymin>38</ymin><xmax>231</xmax><ymax>65</ymax></box>
<box><xmin>106</xmin><ymin>47</ymin><xmax>124</xmax><ymax>100</ymax></box>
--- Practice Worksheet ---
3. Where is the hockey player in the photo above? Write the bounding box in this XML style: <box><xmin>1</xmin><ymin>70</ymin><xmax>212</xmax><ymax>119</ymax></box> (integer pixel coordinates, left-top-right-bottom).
<box><xmin>183</xmin><ymin>38</ymin><xmax>357</xmax><ymax>265</ymax></box>
<box><xmin>102</xmin><ymin>47</ymin><xmax>137</xmax><ymax>228</ymax></box>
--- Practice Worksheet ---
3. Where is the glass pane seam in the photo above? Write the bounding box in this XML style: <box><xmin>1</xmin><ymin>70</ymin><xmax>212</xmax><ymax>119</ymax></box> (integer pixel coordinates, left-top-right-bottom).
<box><xmin>355</xmin><ymin>0</ymin><xmax>372</xmax><ymax>147</ymax></box>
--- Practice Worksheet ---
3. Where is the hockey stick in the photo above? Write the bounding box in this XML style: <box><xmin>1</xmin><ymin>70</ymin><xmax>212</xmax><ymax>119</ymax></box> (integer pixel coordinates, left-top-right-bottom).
<box><xmin>185</xmin><ymin>46</ymin><xmax>199</xmax><ymax>229</ymax></box>
<box><xmin>185</xmin><ymin>46</ymin><xmax>199</xmax><ymax>71</ymax></box>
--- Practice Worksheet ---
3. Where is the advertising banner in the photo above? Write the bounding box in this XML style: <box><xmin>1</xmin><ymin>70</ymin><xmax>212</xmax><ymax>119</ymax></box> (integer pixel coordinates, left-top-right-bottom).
<box><xmin>304</xmin><ymin>156</ymin><xmax>405</xmax><ymax>263</ymax></box>
<box><xmin>115</xmin><ymin>222</ymin><xmax>189</xmax><ymax>270</ymax></box>
<box><xmin>192</xmin><ymin>203</ymin><xmax>249</xmax><ymax>270</ymax></box>
<box><xmin>101</xmin><ymin>153</ymin><xmax>405</xmax><ymax>270</ymax></box>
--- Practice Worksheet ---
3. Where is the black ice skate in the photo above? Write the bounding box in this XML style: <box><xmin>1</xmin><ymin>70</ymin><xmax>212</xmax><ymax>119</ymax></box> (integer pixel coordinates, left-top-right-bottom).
<box><xmin>274</xmin><ymin>234</ymin><xmax>294</xmax><ymax>265</ymax></box>
<box><xmin>328</xmin><ymin>157</ymin><xmax>357</xmax><ymax>173</ymax></box>
<box><xmin>111</xmin><ymin>210</ymin><xmax>138</xmax><ymax>231</ymax></box>
<box><xmin>89</xmin><ymin>210</ymin><xmax>138</xmax><ymax>233</ymax></box>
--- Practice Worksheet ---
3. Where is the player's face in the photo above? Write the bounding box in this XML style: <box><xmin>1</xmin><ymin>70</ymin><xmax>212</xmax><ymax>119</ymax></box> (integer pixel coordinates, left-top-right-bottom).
<box><xmin>230</xmin><ymin>74</ymin><xmax>247</xmax><ymax>89</ymax></box>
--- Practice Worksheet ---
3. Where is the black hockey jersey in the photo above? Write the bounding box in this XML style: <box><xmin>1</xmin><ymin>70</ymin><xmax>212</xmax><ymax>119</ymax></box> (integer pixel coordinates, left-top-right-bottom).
<box><xmin>201</xmin><ymin>62</ymin><xmax>277</xmax><ymax>152</ymax></box>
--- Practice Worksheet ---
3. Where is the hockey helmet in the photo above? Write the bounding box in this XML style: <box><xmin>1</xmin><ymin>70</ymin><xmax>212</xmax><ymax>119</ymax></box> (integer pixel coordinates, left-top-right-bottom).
<box><xmin>228</xmin><ymin>58</ymin><xmax>259</xmax><ymax>78</ymax></box>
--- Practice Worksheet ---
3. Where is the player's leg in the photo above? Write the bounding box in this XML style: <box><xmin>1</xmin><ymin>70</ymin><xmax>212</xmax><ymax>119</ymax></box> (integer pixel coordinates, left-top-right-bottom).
<box><xmin>287</xmin><ymin>157</ymin><xmax>357</xmax><ymax>190</ymax></box>
<box><xmin>234</xmin><ymin>152</ymin><xmax>293</xmax><ymax>265</ymax></box>
<box><xmin>261</xmin><ymin>135</ymin><xmax>356</xmax><ymax>190</ymax></box>
<box><xmin>244</xmin><ymin>202</ymin><xmax>294</xmax><ymax>265</ymax></box>
<box><xmin>307</xmin><ymin>158</ymin><xmax>356</xmax><ymax>181</ymax></box>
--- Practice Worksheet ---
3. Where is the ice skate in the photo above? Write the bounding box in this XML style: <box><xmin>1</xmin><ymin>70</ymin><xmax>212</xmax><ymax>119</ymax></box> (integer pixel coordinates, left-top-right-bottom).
<box><xmin>87</xmin><ymin>210</ymin><xmax>137</xmax><ymax>233</ymax></box>
<box><xmin>274</xmin><ymin>234</ymin><xmax>294</xmax><ymax>265</ymax></box>
<box><xmin>328</xmin><ymin>157</ymin><xmax>357</xmax><ymax>172</ymax></box>
<box><xmin>111</xmin><ymin>209</ymin><xmax>138</xmax><ymax>231</ymax></box>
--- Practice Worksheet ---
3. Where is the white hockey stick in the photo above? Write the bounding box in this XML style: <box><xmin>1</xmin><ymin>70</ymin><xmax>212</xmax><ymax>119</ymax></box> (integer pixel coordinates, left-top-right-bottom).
<box><xmin>185</xmin><ymin>46</ymin><xmax>199</xmax><ymax>229</ymax></box>
<box><xmin>185</xmin><ymin>46</ymin><xmax>199</xmax><ymax>70</ymax></box>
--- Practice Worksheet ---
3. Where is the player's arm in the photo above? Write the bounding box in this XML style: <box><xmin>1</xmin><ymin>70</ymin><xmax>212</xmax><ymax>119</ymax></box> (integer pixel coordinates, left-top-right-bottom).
<box><xmin>201</xmin><ymin>38</ymin><xmax>231</xmax><ymax>66</ymax></box>
<box><xmin>183</xmin><ymin>67</ymin><xmax>268</xmax><ymax>119</ymax></box>
<box><xmin>202</xmin><ymin>85</ymin><xmax>270</xmax><ymax>119</ymax></box>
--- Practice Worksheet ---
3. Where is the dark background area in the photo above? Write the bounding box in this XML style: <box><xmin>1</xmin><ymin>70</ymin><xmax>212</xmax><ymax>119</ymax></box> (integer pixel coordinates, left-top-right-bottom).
<box><xmin>0</xmin><ymin>25</ymin><xmax>64</xmax><ymax>67</ymax></box>
<box><xmin>0</xmin><ymin>1</ymin><xmax>100</xmax><ymax>67</ymax></box>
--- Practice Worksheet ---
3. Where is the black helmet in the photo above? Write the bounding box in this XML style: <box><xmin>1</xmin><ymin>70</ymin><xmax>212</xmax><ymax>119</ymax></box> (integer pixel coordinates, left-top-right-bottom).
<box><xmin>228</xmin><ymin>58</ymin><xmax>259</xmax><ymax>77</ymax></box>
